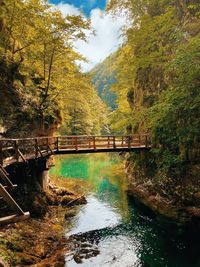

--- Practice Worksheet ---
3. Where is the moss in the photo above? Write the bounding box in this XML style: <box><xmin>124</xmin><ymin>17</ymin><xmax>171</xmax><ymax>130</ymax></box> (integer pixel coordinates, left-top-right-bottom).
<box><xmin>126</xmin><ymin>154</ymin><xmax>200</xmax><ymax>223</ymax></box>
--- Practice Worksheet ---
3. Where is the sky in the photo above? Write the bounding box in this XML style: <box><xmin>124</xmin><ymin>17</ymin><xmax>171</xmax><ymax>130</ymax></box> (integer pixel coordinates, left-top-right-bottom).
<box><xmin>49</xmin><ymin>0</ymin><xmax>126</xmax><ymax>72</ymax></box>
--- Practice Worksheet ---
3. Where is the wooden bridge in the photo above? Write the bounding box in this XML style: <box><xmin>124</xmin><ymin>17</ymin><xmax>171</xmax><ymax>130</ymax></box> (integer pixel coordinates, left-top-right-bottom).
<box><xmin>0</xmin><ymin>134</ymin><xmax>151</xmax><ymax>225</ymax></box>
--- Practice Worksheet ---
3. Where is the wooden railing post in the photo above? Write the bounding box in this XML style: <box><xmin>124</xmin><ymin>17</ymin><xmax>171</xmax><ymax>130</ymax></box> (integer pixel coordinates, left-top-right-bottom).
<box><xmin>0</xmin><ymin>140</ymin><xmax>3</xmax><ymax>166</ymax></box>
<box><xmin>121</xmin><ymin>136</ymin><xmax>124</xmax><ymax>147</ymax></box>
<box><xmin>56</xmin><ymin>137</ymin><xmax>59</xmax><ymax>152</ymax></box>
<box><xmin>46</xmin><ymin>138</ymin><xmax>49</xmax><ymax>153</ymax></box>
<box><xmin>75</xmin><ymin>137</ymin><xmax>78</xmax><ymax>151</ymax></box>
<box><xmin>113</xmin><ymin>136</ymin><xmax>116</xmax><ymax>149</ymax></box>
<box><xmin>93</xmin><ymin>136</ymin><xmax>96</xmax><ymax>150</ymax></box>
<box><xmin>108</xmin><ymin>137</ymin><xmax>110</xmax><ymax>148</ymax></box>
<box><xmin>0</xmin><ymin>183</ymin><xmax>25</xmax><ymax>215</ymax></box>
<box><xmin>89</xmin><ymin>136</ymin><xmax>91</xmax><ymax>149</ymax></box>
<box><xmin>14</xmin><ymin>141</ymin><xmax>19</xmax><ymax>161</ymax></box>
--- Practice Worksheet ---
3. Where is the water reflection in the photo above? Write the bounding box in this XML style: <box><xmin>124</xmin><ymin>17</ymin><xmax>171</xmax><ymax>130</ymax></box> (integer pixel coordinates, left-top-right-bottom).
<box><xmin>50</xmin><ymin>153</ymin><xmax>130</xmax><ymax>222</ymax></box>
<box><xmin>50</xmin><ymin>154</ymin><xmax>200</xmax><ymax>267</ymax></box>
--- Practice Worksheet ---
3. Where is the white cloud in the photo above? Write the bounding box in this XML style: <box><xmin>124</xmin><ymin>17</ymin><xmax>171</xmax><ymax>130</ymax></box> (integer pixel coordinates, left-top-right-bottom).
<box><xmin>75</xmin><ymin>9</ymin><xmax>126</xmax><ymax>72</ymax></box>
<box><xmin>55</xmin><ymin>2</ymin><xmax>81</xmax><ymax>16</ymax></box>
<box><xmin>53</xmin><ymin>3</ymin><xmax>126</xmax><ymax>72</ymax></box>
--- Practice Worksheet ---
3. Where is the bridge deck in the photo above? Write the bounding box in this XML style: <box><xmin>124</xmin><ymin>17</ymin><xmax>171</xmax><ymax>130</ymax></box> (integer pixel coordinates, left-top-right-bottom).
<box><xmin>0</xmin><ymin>135</ymin><xmax>151</xmax><ymax>167</ymax></box>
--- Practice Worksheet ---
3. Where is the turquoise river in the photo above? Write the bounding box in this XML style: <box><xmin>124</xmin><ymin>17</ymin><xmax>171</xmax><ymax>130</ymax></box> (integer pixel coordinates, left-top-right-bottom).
<box><xmin>50</xmin><ymin>153</ymin><xmax>200</xmax><ymax>267</ymax></box>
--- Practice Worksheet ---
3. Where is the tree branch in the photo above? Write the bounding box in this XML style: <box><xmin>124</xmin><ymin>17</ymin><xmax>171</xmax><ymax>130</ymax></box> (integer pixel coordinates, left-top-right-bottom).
<box><xmin>39</xmin><ymin>46</ymin><xmax>56</xmax><ymax>109</ymax></box>
<box><xmin>13</xmin><ymin>40</ymin><xmax>35</xmax><ymax>54</ymax></box>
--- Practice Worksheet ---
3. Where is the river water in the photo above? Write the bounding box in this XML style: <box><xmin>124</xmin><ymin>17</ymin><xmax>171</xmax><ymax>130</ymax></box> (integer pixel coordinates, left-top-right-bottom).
<box><xmin>50</xmin><ymin>153</ymin><xmax>200</xmax><ymax>267</ymax></box>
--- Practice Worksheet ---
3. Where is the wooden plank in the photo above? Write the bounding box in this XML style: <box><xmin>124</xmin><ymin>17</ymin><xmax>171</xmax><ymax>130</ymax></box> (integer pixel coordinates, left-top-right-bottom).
<box><xmin>17</xmin><ymin>149</ymin><xmax>27</xmax><ymax>163</ymax></box>
<box><xmin>0</xmin><ymin>168</ymin><xmax>14</xmax><ymax>187</ymax></box>
<box><xmin>0</xmin><ymin>184</ymin><xmax>24</xmax><ymax>215</ymax></box>
<box><xmin>0</xmin><ymin>212</ymin><xmax>30</xmax><ymax>226</ymax></box>
<box><xmin>47</xmin><ymin>145</ymin><xmax>53</xmax><ymax>154</ymax></box>
<box><xmin>14</xmin><ymin>140</ymin><xmax>19</xmax><ymax>161</ymax></box>
<box><xmin>0</xmin><ymin>135</ymin><xmax>151</xmax><ymax>168</ymax></box>
<box><xmin>0</xmin><ymin>165</ymin><xmax>9</xmax><ymax>176</ymax></box>
<box><xmin>36</xmin><ymin>145</ymin><xmax>44</xmax><ymax>158</ymax></box>
<box><xmin>4</xmin><ymin>184</ymin><xmax>17</xmax><ymax>189</ymax></box>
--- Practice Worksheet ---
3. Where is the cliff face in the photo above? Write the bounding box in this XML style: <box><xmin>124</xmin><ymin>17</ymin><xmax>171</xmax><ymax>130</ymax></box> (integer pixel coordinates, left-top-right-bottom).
<box><xmin>0</xmin><ymin>60</ymin><xmax>60</xmax><ymax>137</ymax></box>
<box><xmin>0</xmin><ymin>72</ymin><xmax>61</xmax><ymax>137</ymax></box>
<box><xmin>126</xmin><ymin>152</ymin><xmax>200</xmax><ymax>224</ymax></box>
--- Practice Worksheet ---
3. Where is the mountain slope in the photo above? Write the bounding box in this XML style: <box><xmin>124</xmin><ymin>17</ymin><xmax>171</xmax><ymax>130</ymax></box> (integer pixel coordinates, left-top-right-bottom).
<box><xmin>90</xmin><ymin>54</ymin><xmax>117</xmax><ymax>110</ymax></box>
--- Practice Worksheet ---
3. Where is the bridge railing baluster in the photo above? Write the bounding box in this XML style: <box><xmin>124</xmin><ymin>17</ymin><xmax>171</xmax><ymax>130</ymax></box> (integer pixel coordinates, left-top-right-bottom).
<box><xmin>56</xmin><ymin>137</ymin><xmax>59</xmax><ymax>151</ymax></box>
<box><xmin>93</xmin><ymin>136</ymin><xmax>96</xmax><ymax>150</ymax></box>
<box><xmin>46</xmin><ymin>138</ymin><xmax>49</xmax><ymax>154</ymax></box>
<box><xmin>88</xmin><ymin>136</ymin><xmax>91</xmax><ymax>149</ymax></box>
<box><xmin>0</xmin><ymin>134</ymin><xmax>151</xmax><ymax>166</ymax></box>
<box><xmin>113</xmin><ymin>136</ymin><xmax>116</xmax><ymax>149</ymax></box>
<box><xmin>0</xmin><ymin>141</ymin><xmax>3</xmax><ymax>166</ymax></box>
<box><xmin>75</xmin><ymin>137</ymin><xmax>78</xmax><ymax>151</ymax></box>
<box><xmin>14</xmin><ymin>141</ymin><xmax>19</xmax><ymax>162</ymax></box>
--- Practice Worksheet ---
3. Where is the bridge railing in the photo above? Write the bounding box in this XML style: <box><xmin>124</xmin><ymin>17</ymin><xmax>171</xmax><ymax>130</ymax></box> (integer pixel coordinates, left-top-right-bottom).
<box><xmin>0</xmin><ymin>134</ymin><xmax>151</xmax><ymax>167</ymax></box>
<box><xmin>56</xmin><ymin>135</ymin><xmax>150</xmax><ymax>150</ymax></box>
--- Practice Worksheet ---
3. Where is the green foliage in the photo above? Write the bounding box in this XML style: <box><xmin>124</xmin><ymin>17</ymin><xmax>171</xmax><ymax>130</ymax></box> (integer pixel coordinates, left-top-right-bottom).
<box><xmin>90</xmin><ymin>54</ymin><xmax>117</xmax><ymax>110</ymax></box>
<box><xmin>107</xmin><ymin>0</ymin><xmax>200</xmax><ymax>173</ymax></box>
<box><xmin>0</xmin><ymin>0</ymin><xmax>107</xmax><ymax>135</ymax></box>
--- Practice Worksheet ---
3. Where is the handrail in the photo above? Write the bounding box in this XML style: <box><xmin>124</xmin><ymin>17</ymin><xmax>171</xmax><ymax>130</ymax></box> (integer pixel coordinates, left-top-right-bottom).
<box><xmin>0</xmin><ymin>134</ymin><xmax>151</xmax><ymax>167</ymax></box>
<box><xmin>0</xmin><ymin>133</ymin><xmax>150</xmax><ymax>141</ymax></box>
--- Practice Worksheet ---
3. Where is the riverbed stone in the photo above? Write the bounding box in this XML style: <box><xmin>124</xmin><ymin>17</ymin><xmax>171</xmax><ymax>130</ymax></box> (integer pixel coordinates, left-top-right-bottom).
<box><xmin>73</xmin><ymin>253</ymin><xmax>83</xmax><ymax>264</ymax></box>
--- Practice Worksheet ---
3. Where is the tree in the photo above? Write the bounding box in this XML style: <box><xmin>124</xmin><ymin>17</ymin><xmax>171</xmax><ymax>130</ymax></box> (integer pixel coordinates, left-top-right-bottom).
<box><xmin>0</xmin><ymin>0</ymin><xmax>107</xmax><ymax>136</ymax></box>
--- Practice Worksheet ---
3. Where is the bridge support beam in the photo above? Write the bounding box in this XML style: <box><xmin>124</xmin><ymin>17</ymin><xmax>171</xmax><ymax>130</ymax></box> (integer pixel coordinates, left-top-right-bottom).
<box><xmin>39</xmin><ymin>170</ymin><xmax>49</xmax><ymax>192</ymax></box>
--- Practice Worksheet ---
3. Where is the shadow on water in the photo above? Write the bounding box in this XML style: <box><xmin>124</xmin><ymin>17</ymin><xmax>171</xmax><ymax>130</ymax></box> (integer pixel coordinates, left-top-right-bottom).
<box><xmin>50</xmin><ymin>153</ymin><xmax>200</xmax><ymax>267</ymax></box>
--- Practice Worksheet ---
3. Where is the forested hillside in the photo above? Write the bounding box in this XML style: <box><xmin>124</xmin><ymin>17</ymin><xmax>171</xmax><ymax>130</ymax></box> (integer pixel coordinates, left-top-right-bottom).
<box><xmin>108</xmin><ymin>0</ymin><xmax>200</xmax><ymax>170</ymax></box>
<box><xmin>90</xmin><ymin>54</ymin><xmax>117</xmax><ymax>110</ymax></box>
<box><xmin>0</xmin><ymin>0</ymin><xmax>107</xmax><ymax>137</ymax></box>
<box><xmin>108</xmin><ymin>0</ymin><xmax>200</xmax><ymax>219</ymax></box>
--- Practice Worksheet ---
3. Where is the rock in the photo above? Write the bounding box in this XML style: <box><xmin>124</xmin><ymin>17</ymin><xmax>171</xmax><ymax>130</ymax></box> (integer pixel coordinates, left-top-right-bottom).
<box><xmin>31</xmin><ymin>194</ymin><xmax>49</xmax><ymax>217</ymax></box>
<box><xmin>91</xmin><ymin>249</ymin><xmax>100</xmax><ymax>256</ymax></box>
<box><xmin>79</xmin><ymin>248</ymin><xmax>90</xmax><ymax>254</ymax></box>
<box><xmin>73</xmin><ymin>253</ymin><xmax>83</xmax><ymax>264</ymax></box>
<box><xmin>61</xmin><ymin>195</ymin><xmax>75</xmax><ymax>205</ymax></box>
<box><xmin>64</xmin><ymin>210</ymin><xmax>76</xmax><ymax>219</ymax></box>
<box><xmin>53</xmin><ymin>187</ymin><xmax>74</xmax><ymax>196</ymax></box>
<box><xmin>19</xmin><ymin>254</ymin><xmax>37</xmax><ymax>265</ymax></box>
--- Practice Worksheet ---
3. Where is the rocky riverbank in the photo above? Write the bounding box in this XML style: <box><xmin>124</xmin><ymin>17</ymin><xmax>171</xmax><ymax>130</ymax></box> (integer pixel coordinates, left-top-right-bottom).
<box><xmin>125</xmin><ymin>153</ymin><xmax>200</xmax><ymax>226</ymax></box>
<box><xmin>0</xmin><ymin>183</ymin><xmax>87</xmax><ymax>266</ymax></box>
